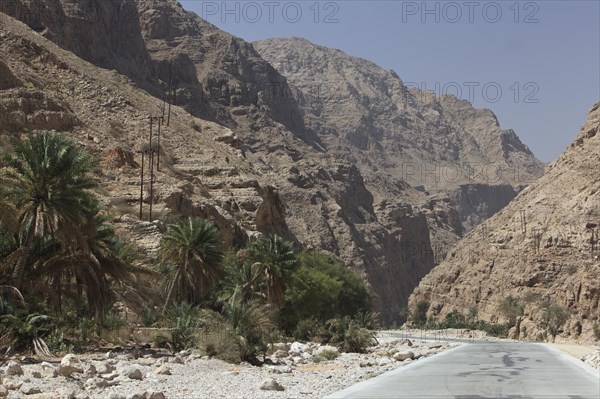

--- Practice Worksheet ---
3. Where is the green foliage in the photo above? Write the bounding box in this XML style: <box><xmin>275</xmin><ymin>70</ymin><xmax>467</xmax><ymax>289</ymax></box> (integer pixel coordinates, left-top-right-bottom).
<box><xmin>45</xmin><ymin>328</ymin><xmax>73</xmax><ymax>355</ymax></box>
<box><xmin>444</xmin><ymin>309</ymin><xmax>467</xmax><ymax>329</ymax></box>
<box><xmin>168</xmin><ymin>303</ymin><xmax>198</xmax><ymax>352</ymax></box>
<box><xmin>159</xmin><ymin>217</ymin><xmax>224</xmax><ymax>312</ymax></box>
<box><xmin>102</xmin><ymin>311</ymin><xmax>126</xmax><ymax>332</ymax></box>
<box><xmin>0</xmin><ymin>311</ymin><xmax>53</xmax><ymax>353</ymax></box>
<box><xmin>292</xmin><ymin>318</ymin><xmax>320</xmax><ymax>341</ymax></box>
<box><xmin>245</xmin><ymin>235</ymin><xmax>298</xmax><ymax>307</ymax></box>
<box><xmin>497</xmin><ymin>295</ymin><xmax>524</xmax><ymax>325</ymax></box>
<box><xmin>75</xmin><ymin>317</ymin><xmax>97</xmax><ymax>349</ymax></box>
<box><xmin>411</xmin><ymin>300</ymin><xmax>430</xmax><ymax>327</ymax></box>
<box><xmin>279</xmin><ymin>251</ymin><xmax>372</xmax><ymax>334</ymax></box>
<box><xmin>542</xmin><ymin>305</ymin><xmax>569</xmax><ymax>340</ymax></box>
<box><xmin>142</xmin><ymin>307</ymin><xmax>157</xmax><ymax>327</ymax></box>
<box><xmin>314</xmin><ymin>349</ymin><xmax>339</xmax><ymax>361</ymax></box>
<box><xmin>320</xmin><ymin>316</ymin><xmax>377</xmax><ymax>353</ymax></box>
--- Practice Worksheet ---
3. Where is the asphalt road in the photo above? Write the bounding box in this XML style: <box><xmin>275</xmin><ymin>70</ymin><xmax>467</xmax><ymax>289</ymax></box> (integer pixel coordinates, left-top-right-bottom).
<box><xmin>326</xmin><ymin>341</ymin><xmax>600</xmax><ymax>399</ymax></box>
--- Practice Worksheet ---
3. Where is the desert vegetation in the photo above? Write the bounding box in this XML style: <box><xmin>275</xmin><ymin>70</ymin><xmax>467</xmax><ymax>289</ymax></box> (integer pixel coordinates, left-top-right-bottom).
<box><xmin>0</xmin><ymin>131</ymin><xmax>376</xmax><ymax>363</ymax></box>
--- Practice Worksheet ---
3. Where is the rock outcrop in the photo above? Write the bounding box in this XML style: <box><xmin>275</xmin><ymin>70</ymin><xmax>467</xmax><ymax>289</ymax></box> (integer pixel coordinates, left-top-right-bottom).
<box><xmin>254</xmin><ymin>37</ymin><xmax>545</xmax><ymax>228</ymax></box>
<box><xmin>410</xmin><ymin>102</ymin><xmax>600</xmax><ymax>342</ymax></box>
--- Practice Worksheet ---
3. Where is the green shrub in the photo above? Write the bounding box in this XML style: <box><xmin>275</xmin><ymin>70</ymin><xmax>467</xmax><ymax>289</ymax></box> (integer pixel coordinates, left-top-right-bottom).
<box><xmin>293</xmin><ymin>318</ymin><xmax>320</xmax><ymax>341</ymax></box>
<box><xmin>169</xmin><ymin>303</ymin><xmax>198</xmax><ymax>352</ymax></box>
<box><xmin>315</xmin><ymin>349</ymin><xmax>340</xmax><ymax>361</ymax></box>
<box><xmin>142</xmin><ymin>307</ymin><xmax>157</xmax><ymax>327</ymax></box>
<box><xmin>278</xmin><ymin>251</ymin><xmax>372</xmax><ymax>335</ymax></box>
<box><xmin>411</xmin><ymin>300</ymin><xmax>430</xmax><ymax>327</ymax></box>
<box><xmin>102</xmin><ymin>311</ymin><xmax>126</xmax><ymax>332</ymax></box>
<box><xmin>321</xmin><ymin>316</ymin><xmax>376</xmax><ymax>353</ymax></box>
<box><xmin>75</xmin><ymin>317</ymin><xmax>97</xmax><ymax>349</ymax></box>
<box><xmin>45</xmin><ymin>328</ymin><xmax>73</xmax><ymax>355</ymax></box>
<box><xmin>542</xmin><ymin>305</ymin><xmax>569</xmax><ymax>340</ymax></box>
<box><xmin>497</xmin><ymin>295</ymin><xmax>524</xmax><ymax>325</ymax></box>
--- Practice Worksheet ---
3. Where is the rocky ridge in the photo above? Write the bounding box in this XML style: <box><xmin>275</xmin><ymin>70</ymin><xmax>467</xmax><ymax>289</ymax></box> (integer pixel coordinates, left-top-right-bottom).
<box><xmin>254</xmin><ymin>37</ymin><xmax>545</xmax><ymax>230</ymax></box>
<box><xmin>410</xmin><ymin>102</ymin><xmax>600</xmax><ymax>342</ymax></box>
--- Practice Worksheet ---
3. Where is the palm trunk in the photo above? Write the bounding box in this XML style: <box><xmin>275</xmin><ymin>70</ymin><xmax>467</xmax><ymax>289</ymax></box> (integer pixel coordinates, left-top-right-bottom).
<box><xmin>162</xmin><ymin>265</ymin><xmax>183</xmax><ymax>315</ymax></box>
<box><xmin>13</xmin><ymin>216</ymin><xmax>37</xmax><ymax>289</ymax></box>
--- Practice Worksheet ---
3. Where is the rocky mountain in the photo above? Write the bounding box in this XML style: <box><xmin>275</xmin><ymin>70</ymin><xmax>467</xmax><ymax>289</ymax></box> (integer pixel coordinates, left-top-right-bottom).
<box><xmin>254</xmin><ymin>38</ymin><xmax>545</xmax><ymax>229</ymax></box>
<box><xmin>0</xmin><ymin>1</ymin><xmax>543</xmax><ymax>325</ymax></box>
<box><xmin>410</xmin><ymin>102</ymin><xmax>600</xmax><ymax>341</ymax></box>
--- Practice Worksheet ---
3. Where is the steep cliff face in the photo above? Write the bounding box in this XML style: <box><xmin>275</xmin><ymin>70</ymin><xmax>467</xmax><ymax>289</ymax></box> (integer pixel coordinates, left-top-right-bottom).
<box><xmin>254</xmin><ymin>38</ymin><xmax>544</xmax><ymax>231</ymax></box>
<box><xmin>135</xmin><ymin>0</ymin><xmax>309</xmax><ymax>140</ymax></box>
<box><xmin>0</xmin><ymin>0</ymin><xmax>156</xmax><ymax>85</ymax></box>
<box><xmin>449</xmin><ymin>184</ymin><xmax>524</xmax><ymax>232</ymax></box>
<box><xmin>410</xmin><ymin>102</ymin><xmax>600</xmax><ymax>341</ymax></box>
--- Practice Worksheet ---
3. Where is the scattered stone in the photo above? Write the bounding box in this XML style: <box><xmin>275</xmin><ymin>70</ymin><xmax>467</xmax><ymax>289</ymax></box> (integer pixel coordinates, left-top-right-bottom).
<box><xmin>155</xmin><ymin>366</ymin><xmax>171</xmax><ymax>375</ymax></box>
<box><xmin>6</xmin><ymin>361</ymin><xmax>24</xmax><ymax>376</ymax></box>
<box><xmin>259</xmin><ymin>378</ymin><xmax>285</xmax><ymax>391</ymax></box>
<box><xmin>0</xmin><ymin>386</ymin><xmax>7</xmax><ymax>398</ymax></box>
<box><xmin>170</xmin><ymin>356</ymin><xmax>184</xmax><ymax>364</ymax></box>
<box><xmin>20</xmin><ymin>384</ymin><xmax>42</xmax><ymax>395</ymax></box>
<box><xmin>123</xmin><ymin>367</ymin><xmax>144</xmax><ymax>380</ymax></box>
<box><xmin>106</xmin><ymin>350</ymin><xmax>117</xmax><ymax>359</ymax></box>
<box><xmin>393</xmin><ymin>351</ymin><xmax>415</xmax><ymax>362</ymax></box>
<box><xmin>59</xmin><ymin>354</ymin><xmax>83</xmax><ymax>377</ymax></box>
<box><xmin>272</xmin><ymin>349</ymin><xmax>288</xmax><ymax>358</ymax></box>
<box><xmin>144</xmin><ymin>392</ymin><xmax>166</xmax><ymax>399</ymax></box>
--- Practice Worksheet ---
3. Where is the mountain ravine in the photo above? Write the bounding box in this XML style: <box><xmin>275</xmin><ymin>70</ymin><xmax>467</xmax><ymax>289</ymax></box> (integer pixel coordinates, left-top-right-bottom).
<box><xmin>410</xmin><ymin>102</ymin><xmax>600</xmax><ymax>341</ymax></box>
<box><xmin>1</xmin><ymin>1</ymin><xmax>544</xmax><ymax>324</ymax></box>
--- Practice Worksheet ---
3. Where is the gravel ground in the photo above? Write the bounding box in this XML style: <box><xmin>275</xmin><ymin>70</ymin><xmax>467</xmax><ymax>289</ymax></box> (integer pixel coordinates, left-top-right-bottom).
<box><xmin>0</xmin><ymin>340</ymin><xmax>456</xmax><ymax>399</ymax></box>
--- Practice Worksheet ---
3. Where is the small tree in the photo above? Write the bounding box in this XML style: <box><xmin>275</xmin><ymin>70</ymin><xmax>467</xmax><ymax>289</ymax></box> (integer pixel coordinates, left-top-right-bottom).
<box><xmin>412</xmin><ymin>300</ymin><xmax>430</xmax><ymax>327</ymax></box>
<box><xmin>542</xmin><ymin>305</ymin><xmax>569</xmax><ymax>341</ymax></box>
<box><xmin>497</xmin><ymin>295</ymin><xmax>524</xmax><ymax>325</ymax></box>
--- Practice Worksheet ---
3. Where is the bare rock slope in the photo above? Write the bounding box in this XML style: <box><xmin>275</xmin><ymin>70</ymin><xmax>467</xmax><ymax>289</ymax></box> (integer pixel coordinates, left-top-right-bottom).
<box><xmin>410</xmin><ymin>102</ymin><xmax>600</xmax><ymax>341</ymax></box>
<box><xmin>254</xmin><ymin>37</ymin><xmax>545</xmax><ymax>228</ymax></box>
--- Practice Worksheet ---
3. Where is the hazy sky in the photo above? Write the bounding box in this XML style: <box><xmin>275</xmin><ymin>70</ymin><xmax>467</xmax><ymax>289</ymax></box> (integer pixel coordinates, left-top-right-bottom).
<box><xmin>180</xmin><ymin>0</ymin><xmax>600</xmax><ymax>162</ymax></box>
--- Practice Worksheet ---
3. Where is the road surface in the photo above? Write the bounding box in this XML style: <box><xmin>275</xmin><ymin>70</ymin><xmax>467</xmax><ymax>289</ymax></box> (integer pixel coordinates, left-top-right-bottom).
<box><xmin>326</xmin><ymin>341</ymin><xmax>599</xmax><ymax>398</ymax></box>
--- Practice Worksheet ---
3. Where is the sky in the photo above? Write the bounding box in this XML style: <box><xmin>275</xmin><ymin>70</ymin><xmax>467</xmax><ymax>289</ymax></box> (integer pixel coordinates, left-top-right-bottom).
<box><xmin>179</xmin><ymin>0</ymin><xmax>600</xmax><ymax>163</ymax></box>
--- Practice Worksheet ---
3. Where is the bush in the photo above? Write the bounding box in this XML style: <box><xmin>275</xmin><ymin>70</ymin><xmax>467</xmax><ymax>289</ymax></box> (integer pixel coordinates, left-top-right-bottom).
<box><xmin>278</xmin><ymin>251</ymin><xmax>372</xmax><ymax>335</ymax></box>
<box><xmin>542</xmin><ymin>305</ymin><xmax>569</xmax><ymax>340</ymax></box>
<box><xmin>497</xmin><ymin>296</ymin><xmax>524</xmax><ymax>325</ymax></box>
<box><xmin>314</xmin><ymin>349</ymin><xmax>340</xmax><ymax>362</ymax></box>
<box><xmin>169</xmin><ymin>303</ymin><xmax>198</xmax><ymax>352</ymax></box>
<box><xmin>411</xmin><ymin>300</ymin><xmax>430</xmax><ymax>327</ymax></box>
<box><xmin>320</xmin><ymin>316</ymin><xmax>377</xmax><ymax>353</ymax></box>
<box><xmin>45</xmin><ymin>328</ymin><xmax>73</xmax><ymax>355</ymax></box>
<box><xmin>293</xmin><ymin>318</ymin><xmax>320</xmax><ymax>341</ymax></box>
<box><xmin>142</xmin><ymin>307</ymin><xmax>157</xmax><ymax>327</ymax></box>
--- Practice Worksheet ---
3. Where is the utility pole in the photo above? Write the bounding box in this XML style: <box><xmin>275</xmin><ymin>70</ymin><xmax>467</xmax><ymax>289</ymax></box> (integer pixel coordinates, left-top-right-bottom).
<box><xmin>149</xmin><ymin>148</ymin><xmax>154</xmax><ymax>221</ymax></box>
<box><xmin>139</xmin><ymin>150</ymin><xmax>145</xmax><ymax>220</ymax></box>
<box><xmin>157</xmin><ymin>116</ymin><xmax>163</xmax><ymax>171</ymax></box>
<box><xmin>520</xmin><ymin>210</ymin><xmax>527</xmax><ymax>234</ymax></box>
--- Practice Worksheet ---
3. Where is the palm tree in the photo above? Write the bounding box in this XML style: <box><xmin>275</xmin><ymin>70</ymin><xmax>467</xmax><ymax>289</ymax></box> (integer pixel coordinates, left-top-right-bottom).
<box><xmin>159</xmin><ymin>217</ymin><xmax>224</xmax><ymax>314</ymax></box>
<box><xmin>34</xmin><ymin>204</ymin><xmax>141</xmax><ymax>317</ymax></box>
<box><xmin>246</xmin><ymin>234</ymin><xmax>297</xmax><ymax>307</ymax></box>
<box><xmin>1</xmin><ymin>132</ymin><xmax>96</xmax><ymax>289</ymax></box>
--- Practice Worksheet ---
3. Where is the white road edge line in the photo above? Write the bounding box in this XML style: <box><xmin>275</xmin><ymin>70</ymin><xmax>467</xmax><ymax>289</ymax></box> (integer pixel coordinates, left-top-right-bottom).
<box><xmin>540</xmin><ymin>343</ymin><xmax>600</xmax><ymax>378</ymax></box>
<box><xmin>323</xmin><ymin>343</ymin><xmax>466</xmax><ymax>399</ymax></box>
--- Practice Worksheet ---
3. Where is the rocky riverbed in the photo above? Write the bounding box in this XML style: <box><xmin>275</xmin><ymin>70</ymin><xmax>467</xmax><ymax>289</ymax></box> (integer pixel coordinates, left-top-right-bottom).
<box><xmin>0</xmin><ymin>339</ymin><xmax>454</xmax><ymax>399</ymax></box>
